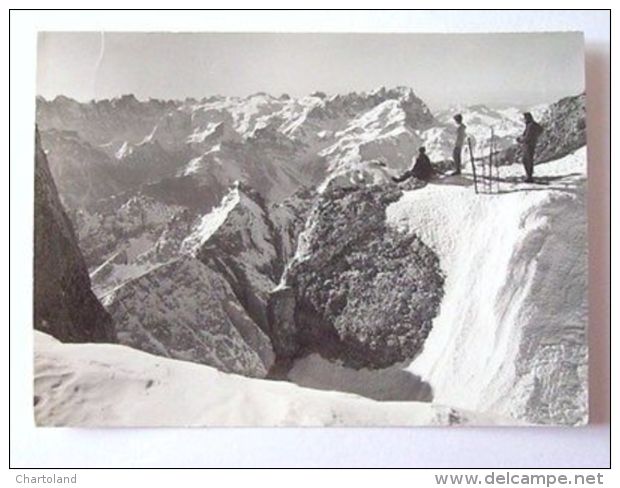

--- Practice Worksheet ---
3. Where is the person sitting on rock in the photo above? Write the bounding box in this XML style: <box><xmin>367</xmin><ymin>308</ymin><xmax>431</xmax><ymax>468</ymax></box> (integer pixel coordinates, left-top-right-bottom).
<box><xmin>392</xmin><ymin>147</ymin><xmax>435</xmax><ymax>183</ymax></box>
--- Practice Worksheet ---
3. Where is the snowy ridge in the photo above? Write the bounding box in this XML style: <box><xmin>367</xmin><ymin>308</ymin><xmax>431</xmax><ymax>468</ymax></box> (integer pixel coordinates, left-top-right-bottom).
<box><xmin>181</xmin><ymin>184</ymin><xmax>242</xmax><ymax>254</ymax></box>
<box><xmin>34</xmin><ymin>331</ymin><xmax>514</xmax><ymax>426</ymax></box>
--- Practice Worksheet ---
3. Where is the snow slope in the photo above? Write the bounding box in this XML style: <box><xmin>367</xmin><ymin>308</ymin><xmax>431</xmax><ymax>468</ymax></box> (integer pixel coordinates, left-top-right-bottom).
<box><xmin>34</xmin><ymin>331</ymin><xmax>511</xmax><ymax>427</ymax></box>
<box><xmin>386</xmin><ymin>148</ymin><xmax>588</xmax><ymax>425</ymax></box>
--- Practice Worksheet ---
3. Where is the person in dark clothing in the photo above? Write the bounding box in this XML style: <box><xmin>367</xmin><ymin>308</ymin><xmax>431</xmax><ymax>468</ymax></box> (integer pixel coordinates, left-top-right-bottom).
<box><xmin>517</xmin><ymin>112</ymin><xmax>543</xmax><ymax>183</ymax></box>
<box><xmin>392</xmin><ymin>147</ymin><xmax>435</xmax><ymax>183</ymax></box>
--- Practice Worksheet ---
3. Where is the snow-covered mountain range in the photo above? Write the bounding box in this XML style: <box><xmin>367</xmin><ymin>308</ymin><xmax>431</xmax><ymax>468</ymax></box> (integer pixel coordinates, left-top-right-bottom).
<box><xmin>36</xmin><ymin>87</ymin><xmax>433</xmax><ymax>211</ymax></box>
<box><xmin>34</xmin><ymin>87</ymin><xmax>588</xmax><ymax>426</ymax></box>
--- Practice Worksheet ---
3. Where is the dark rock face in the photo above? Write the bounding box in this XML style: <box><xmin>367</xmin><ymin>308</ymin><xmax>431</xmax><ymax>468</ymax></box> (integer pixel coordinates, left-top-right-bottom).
<box><xmin>268</xmin><ymin>185</ymin><xmax>444</xmax><ymax>369</ymax></box>
<box><xmin>535</xmin><ymin>93</ymin><xmax>586</xmax><ymax>163</ymax></box>
<box><xmin>269</xmin><ymin>187</ymin><xmax>317</xmax><ymax>265</ymax></box>
<box><xmin>33</xmin><ymin>128</ymin><xmax>115</xmax><ymax>343</ymax></box>
<box><xmin>104</xmin><ymin>256</ymin><xmax>274</xmax><ymax>377</ymax></box>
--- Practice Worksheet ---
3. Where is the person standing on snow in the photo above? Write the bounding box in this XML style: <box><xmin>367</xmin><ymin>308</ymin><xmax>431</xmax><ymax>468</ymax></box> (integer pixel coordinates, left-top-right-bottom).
<box><xmin>392</xmin><ymin>146</ymin><xmax>435</xmax><ymax>183</ymax></box>
<box><xmin>452</xmin><ymin>113</ymin><xmax>466</xmax><ymax>175</ymax></box>
<box><xmin>517</xmin><ymin>112</ymin><xmax>544</xmax><ymax>183</ymax></box>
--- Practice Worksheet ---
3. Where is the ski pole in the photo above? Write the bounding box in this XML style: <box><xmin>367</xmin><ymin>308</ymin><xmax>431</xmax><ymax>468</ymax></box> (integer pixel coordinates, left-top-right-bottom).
<box><xmin>467</xmin><ymin>137</ymin><xmax>478</xmax><ymax>194</ymax></box>
<box><xmin>494</xmin><ymin>134</ymin><xmax>500</xmax><ymax>193</ymax></box>
<box><xmin>489</xmin><ymin>128</ymin><xmax>494</xmax><ymax>193</ymax></box>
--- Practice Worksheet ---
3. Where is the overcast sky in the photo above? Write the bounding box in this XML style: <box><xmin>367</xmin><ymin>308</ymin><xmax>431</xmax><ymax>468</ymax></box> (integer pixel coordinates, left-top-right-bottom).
<box><xmin>37</xmin><ymin>32</ymin><xmax>584</xmax><ymax>110</ymax></box>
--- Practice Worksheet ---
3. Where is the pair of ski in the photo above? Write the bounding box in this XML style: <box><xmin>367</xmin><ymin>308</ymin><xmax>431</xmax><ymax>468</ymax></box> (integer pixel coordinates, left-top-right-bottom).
<box><xmin>466</xmin><ymin>129</ymin><xmax>499</xmax><ymax>194</ymax></box>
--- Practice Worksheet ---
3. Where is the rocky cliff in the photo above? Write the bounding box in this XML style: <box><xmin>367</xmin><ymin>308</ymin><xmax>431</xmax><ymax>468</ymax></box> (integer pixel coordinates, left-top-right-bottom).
<box><xmin>96</xmin><ymin>182</ymin><xmax>311</xmax><ymax>378</ymax></box>
<box><xmin>269</xmin><ymin>184</ymin><xmax>444</xmax><ymax>370</ymax></box>
<box><xmin>535</xmin><ymin>93</ymin><xmax>587</xmax><ymax>163</ymax></box>
<box><xmin>33</xmin><ymin>128</ymin><xmax>115</xmax><ymax>342</ymax></box>
<box><xmin>102</xmin><ymin>256</ymin><xmax>274</xmax><ymax>377</ymax></box>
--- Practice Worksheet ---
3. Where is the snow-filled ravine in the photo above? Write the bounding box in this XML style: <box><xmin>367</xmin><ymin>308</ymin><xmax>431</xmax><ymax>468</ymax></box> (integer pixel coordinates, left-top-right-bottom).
<box><xmin>386</xmin><ymin>147</ymin><xmax>588</xmax><ymax>425</ymax></box>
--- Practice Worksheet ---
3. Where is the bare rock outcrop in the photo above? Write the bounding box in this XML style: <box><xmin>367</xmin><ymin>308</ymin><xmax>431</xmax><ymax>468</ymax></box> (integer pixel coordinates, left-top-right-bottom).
<box><xmin>34</xmin><ymin>128</ymin><xmax>115</xmax><ymax>342</ymax></box>
<box><xmin>103</xmin><ymin>256</ymin><xmax>274</xmax><ymax>377</ymax></box>
<box><xmin>268</xmin><ymin>184</ymin><xmax>444</xmax><ymax>369</ymax></box>
<box><xmin>535</xmin><ymin>93</ymin><xmax>586</xmax><ymax>163</ymax></box>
